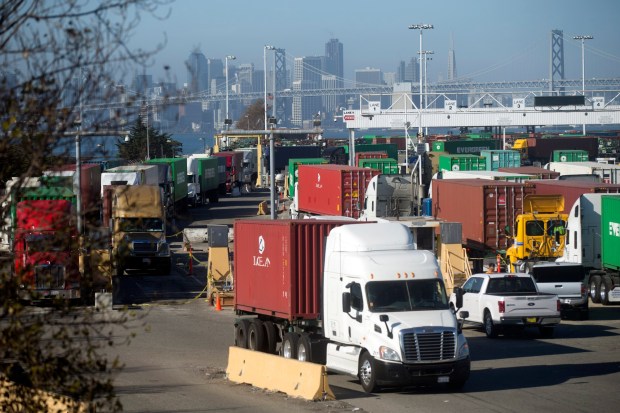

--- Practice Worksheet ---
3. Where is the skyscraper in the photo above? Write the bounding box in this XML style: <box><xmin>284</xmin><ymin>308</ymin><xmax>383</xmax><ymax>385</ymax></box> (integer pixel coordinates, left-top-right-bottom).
<box><xmin>355</xmin><ymin>67</ymin><xmax>384</xmax><ymax>86</ymax></box>
<box><xmin>186</xmin><ymin>50</ymin><xmax>209</xmax><ymax>94</ymax></box>
<box><xmin>447</xmin><ymin>33</ymin><xmax>457</xmax><ymax>81</ymax></box>
<box><xmin>324</xmin><ymin>39</ymin><xmax>344</xmax><ymax>112</ymax></box>
<box><xmin>292</xmin><ymin>56</ymin><xmax>322</xmax><ymax>127</ymax></box>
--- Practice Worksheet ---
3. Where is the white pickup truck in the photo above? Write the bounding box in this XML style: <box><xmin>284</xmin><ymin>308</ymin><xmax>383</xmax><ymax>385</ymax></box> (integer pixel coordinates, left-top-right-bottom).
<box><xmin>450</xmin><ymin>273</ymin><xmax>561</xmax><ymax>338</ymax></box>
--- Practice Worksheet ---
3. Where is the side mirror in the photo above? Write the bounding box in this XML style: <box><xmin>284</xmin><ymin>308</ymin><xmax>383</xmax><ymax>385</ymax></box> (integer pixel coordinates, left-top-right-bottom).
<box><xmin>454</xmin><ymin>287</ymin><xmax>464</xmax><ymax>309</ymax></box>
<box><xmin>459</xmin><ymin>310</ymin><xmax>469</xmax><ymax>319</ymax></box>
<box><xmin>342</xmin><ymin>292</ymin><xmax>351</xmax><ymax>313</ymax></box>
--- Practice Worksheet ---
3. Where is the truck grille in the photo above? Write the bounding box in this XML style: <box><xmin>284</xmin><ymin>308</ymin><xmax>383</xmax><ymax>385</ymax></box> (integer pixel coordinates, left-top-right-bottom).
<box><xmin>34</xmin><ymin>265</ymin><xmax>65</xmax><ymax>289</ymax></box>
<box><xmin>132</xmin><ymin>242</ymin><xmax>158</xmax><ymax>253</ymax></box>
<box><xmin>401</xmin><ymin>328</ymin><xmax>456</xmax><ymax>362</ymax></box>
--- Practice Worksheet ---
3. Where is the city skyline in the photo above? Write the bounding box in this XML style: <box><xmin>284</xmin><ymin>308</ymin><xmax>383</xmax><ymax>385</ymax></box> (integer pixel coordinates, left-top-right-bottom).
<box><xmin>128</xmin><ymin>0</ymin><xmax>620</xmax><ymax>87</ymax></box>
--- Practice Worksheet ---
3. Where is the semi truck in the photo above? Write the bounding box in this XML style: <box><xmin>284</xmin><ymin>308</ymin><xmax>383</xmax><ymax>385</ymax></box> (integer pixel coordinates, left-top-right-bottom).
<box><xmin>13</xmin><ymin>190</ymin><xmax>81</xmax><ymax>300</ymax></box>
<box><xmin>212</xmin><ymin>151</ymin><xmax>243</xmax><ymax>193</ymax></box>
<box><xmin>105</xmin><ymin>185</ymin><xmax>171</xmax><ymax>276</ymax></box>
<box><xmin>147</xmin><ymin>157</ymin><xmax>188</xmax><ymax>218</ymax></box>
<box><xmin>233</xmin><ymin>220</ymin><xmax>471</xmax><ymax>393</ymax></box>
<box><xmin>100</xmin><ymin>164</ymin><xmax>159</xmax><ymax>195</ymax></box>
<box><xmin>186</xmin><ymin>155</ymin><xmax>223</xmax><ymax>206</ymax></box>
<box><xmin>511</xmin><ymin>136</ymin><xmax>598</xmax><ymax>165</ymax></box>
<box><xmin>557</xmin><ymin>194</ymin><xmax>620</xmax><ymax>305</ymax></box>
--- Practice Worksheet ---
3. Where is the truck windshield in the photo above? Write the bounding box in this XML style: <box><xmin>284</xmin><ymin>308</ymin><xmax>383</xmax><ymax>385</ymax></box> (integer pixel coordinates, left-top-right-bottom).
<box><xmin>118</xmin><ymin>218</ymin><xmax>164</xmax><ymax>232</ymax></box>
<box><xmin>365</xmin><ymin>279</ymin><xmax>449</xmax><ymax>312</ymax></box>
<box><xmin>486</xmin><ymin>277</ymin><xmax>537</xmax><ymax>294</ymax></box>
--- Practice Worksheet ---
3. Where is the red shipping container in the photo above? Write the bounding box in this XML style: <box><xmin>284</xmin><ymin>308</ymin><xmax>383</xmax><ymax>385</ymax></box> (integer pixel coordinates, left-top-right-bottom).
<box><xmin>526</xmin><ymin>179</ymin><xmax>620</xmax><ymax>213</ymax></box>
<box><xmin>498</xmin><ymin>166</ymin><xmax>560</xmax><ymax>180</ymax></box>
<box><xmin>297</xmin><ymin>164</ymin><xmax>379</xmax><ymax>218</ymax></box>
<box><xmin>432</xmin><ymin>179</ymin><xmax>534</xmax><ymax>251</ymax></box>
<box><xmin>355</xmin><ymin>151</ymin><xmax>388</xmax><ymax>167</ymax></box>
<box><xmin>233</xmin><ymin>219</ymin><xmax>361</xmax><ymax>320</ymax></box>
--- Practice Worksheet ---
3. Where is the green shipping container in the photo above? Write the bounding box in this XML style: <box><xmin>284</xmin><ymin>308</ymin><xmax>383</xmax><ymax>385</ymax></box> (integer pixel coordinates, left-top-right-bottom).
<box><xmin>358</xmin><ymin>158</ymin><xmax>400</xmax><ymax>174</ymax></box>
<box><xmin>196</xmin><ymin>157</ymin><xmax>222</xmax><ymax>193</ymax></box>
<box><xmin>602</xmin><ymin>196</ymin><xmax>620</xmax><ymax>271</ymax></box>
<box><xmin>480</xmin><ymin>149</ymin><xmax>521</xmax><ymax>171</ymax></box>
<box><xmin>345</xmin><ymin>143</ymin><xmax>399</xmax><ymax>161</ymax></box>
<box><xmin>288</xmin><ymin>157</ymin><xmax>327</xmax><ymax>199</ymax></box>
<box><xmin>432</xmin><ymin>139</ymin><xmax>500</xmax><ymax>154</ymax></box>
<box><xmin>553</xmin><ymin>150</ymin><xmax>589</xmax><ymax>162</ymax></box>
<box><xmin>148</xmin><ymin>158</ymin><xmax>188</xmax><ymax>203</ymax></box>
<box><xmin>439</xmin><ymin>154</ymin><xmax>486</xmax><ymax>172</ymax></box>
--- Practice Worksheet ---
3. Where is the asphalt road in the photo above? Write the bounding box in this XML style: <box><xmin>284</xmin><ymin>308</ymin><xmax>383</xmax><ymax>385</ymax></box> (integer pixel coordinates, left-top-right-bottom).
<box><xmin>105</xmin><ymin>189</ymin><xmax>620</xmax><ymax>413</ymax></box>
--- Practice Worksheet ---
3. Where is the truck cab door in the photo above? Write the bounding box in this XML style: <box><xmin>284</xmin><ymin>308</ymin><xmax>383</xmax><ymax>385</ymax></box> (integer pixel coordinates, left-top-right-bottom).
<box><xmin>342</xmin><ymin>282</ymin><xmax>367</xmax><ymax>345</ymax></box>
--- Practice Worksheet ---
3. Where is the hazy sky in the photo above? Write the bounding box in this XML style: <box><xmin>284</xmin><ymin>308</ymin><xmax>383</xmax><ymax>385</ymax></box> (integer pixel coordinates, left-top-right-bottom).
<box><xmin>130</xmin><ymin>0</ymin><xmax>620</xmax><ymax>86</ymax></box>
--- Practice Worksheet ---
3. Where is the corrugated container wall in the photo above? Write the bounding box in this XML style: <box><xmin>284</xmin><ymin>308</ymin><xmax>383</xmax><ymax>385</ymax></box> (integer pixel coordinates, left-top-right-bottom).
<box><xmin>526</xmin><ymin>137</ymin><xmax>598</xmax><ymax>161</ymax></box>
<box><xmin>347</xmin><ymin>143</ymin><xmax>398</xmax><ymax>161</ymax></box>
<box><xmin>197</xmin><ymin>157</ymin><xmax>220</xmax><ymax>192</ymax></box>
<box><xmin>297</xmin><ymin>165</ymin><xmax>379</xmax><ymax>218</ymax></box>
<box><xmin>432</xmin><ymin>179</ymin><xmax>534</xmax><ymax>251</ymax></box>
<box><xmin>355</xmin><ymin>151</ymin><xmax>388</xmax><ymax>166</ymax></box>
<box><xmin>233</xmin><ymin>219</ymin><xmax>359</xmax><ymax>320</ymax></box>
<box><xmin>148</xmin><ymin>158</ymin><xmax>188</xmax><ymax>203</ymax></box>
<box><xmin>552</xmin><ymin>150</ymin><xmax>589</xmax><ymax>162</ymax></box>
<box><xmin>527</xmin><ymin>180</ymin><xmax>620</xmax><ymax>214</ymax></box>
<box><xmin>601</xmin><ymin>196</ymin><xmax>620</xmax><ymax>271</ymax></box>
<box><xmin>287</xmin><ymin>158</ymin><xmax>327</xmax><ymax>199</ymax></box>
<box><xmin>439</xmin><ymin>154</ymin><xmax>486</xmax><ymax>172</ymax></box>
<box><xmin>480</xmin><ymin>150</ymin><xmax>521</xmax><ymax>171</ymax></box>
<box><xmin>358</xmin><ymin>158</ymin><xmax>399</xmax><ymax>174</ymax></box>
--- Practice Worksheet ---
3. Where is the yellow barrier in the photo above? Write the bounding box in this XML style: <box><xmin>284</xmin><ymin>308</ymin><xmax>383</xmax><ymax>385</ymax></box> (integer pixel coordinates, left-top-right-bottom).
<box><xmin>0</xmin><ymin>378</ymin><xmax>88</xmax><ymax>412</ymax></box>
<box><xmin>226</xmin><ymin>346</ymin><xmax>335</xmax><ymax>401</ymax></box>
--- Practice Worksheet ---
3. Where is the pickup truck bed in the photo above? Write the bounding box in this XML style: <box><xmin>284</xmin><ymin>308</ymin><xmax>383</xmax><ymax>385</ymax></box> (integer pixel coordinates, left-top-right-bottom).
<box><xmin>450</xmin><ymin>273</ymin><xmax>561</xmax><ymax>338</ymax></box>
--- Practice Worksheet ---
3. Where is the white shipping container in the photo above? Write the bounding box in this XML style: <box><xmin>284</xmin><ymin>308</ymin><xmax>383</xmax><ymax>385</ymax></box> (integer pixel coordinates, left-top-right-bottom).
<box><xmin>547</xmin><ymin>162</ymin><xmax>620</xmax><ymax>184</ymax></box>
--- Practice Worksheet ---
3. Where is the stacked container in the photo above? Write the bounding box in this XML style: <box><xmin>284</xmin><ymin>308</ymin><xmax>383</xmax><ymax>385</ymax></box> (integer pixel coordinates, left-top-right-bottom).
<box><xmin>552</xmin><ymin>150</ymin><xmax>589</xmax><ymax>162</ymax></box>
<box><xmin>438</xmin><ymin>154</ymin><xmax>486</xmax><ymax>172</ymax></box>
<box><xmin>358</xmin><ymin>158</ymin><xmax>399</xmax><ymax>174</ymax></box>
<box><xmin>287</xmin><ymin>157</ymin><xmax>327</xmax><ymax>199</ymax></box>
<box><xmin>480</xmin><ymin>149</ymin><xmax>521</xmax><ymax>171</ymax></box>
<box><xmin>297</xmin><ymin>164</ymin><xmax>379</xmax><ymax>218</ymax></box>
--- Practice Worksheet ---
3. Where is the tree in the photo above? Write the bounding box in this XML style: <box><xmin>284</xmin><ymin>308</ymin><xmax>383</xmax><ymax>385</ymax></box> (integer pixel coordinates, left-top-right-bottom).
<box><xmin>0</xmin><ymin>1</ymin><xmax>171</xmax><ymax>412</ymax></box>
<box><xmin>236</xmin><ymin>99</ymin><xmax>265</xmax><ymax>130</ymax></box>
<box><xmin>117</xmin><ymin>118</ymin><xmax>182</xmax><ymax>161</ymax></box>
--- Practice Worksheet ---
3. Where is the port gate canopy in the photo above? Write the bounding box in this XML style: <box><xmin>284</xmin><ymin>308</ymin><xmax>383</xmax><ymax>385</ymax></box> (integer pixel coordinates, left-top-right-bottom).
<box><xmin>342</xmin><ymin>93</ymin><xmax>620</xmax><ymax>130</ymax></box>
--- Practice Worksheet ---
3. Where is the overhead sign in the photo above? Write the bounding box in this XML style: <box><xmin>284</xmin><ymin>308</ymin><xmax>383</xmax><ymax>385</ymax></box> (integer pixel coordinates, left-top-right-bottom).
<box><xmin>592</xmin><ymin>97</ymin><xmax>605</xmax><ymax>109</ymax></box>
<box><xmin>445</xmin><ymin>100</ymin><xmax>457</xmax><ymax>112</ymax></box>
<box><xmin>513</xmin><ymin>98</ymin><xmax>525</xmax><ymax>109</ymax></box>
<box><xmin>367</xmin><ymin>101</ymin><xmax>381</xmax><ymax>114</ymax></box>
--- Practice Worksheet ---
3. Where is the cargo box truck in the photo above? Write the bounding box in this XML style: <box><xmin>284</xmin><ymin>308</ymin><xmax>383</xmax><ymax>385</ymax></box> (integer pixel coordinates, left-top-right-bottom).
<box><xmin>557</xmin><ymin>194</ymin><xmax>620</xmax><ymax>305</ymax></box>
<box><xmin>233</xmin><ymin>220</ymin><xmax>470</xmax><ymax>393</ymax></box>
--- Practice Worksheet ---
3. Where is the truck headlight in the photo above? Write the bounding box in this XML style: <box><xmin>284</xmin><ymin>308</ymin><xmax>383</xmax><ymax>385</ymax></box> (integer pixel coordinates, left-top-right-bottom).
<box><xmin>457</xmin><ymin>334</ymin><xmax>470</xmax><ymax>359</ymax></box>
<box><xmin>379</xmin><ymin>346</ymin><xmax>401</xmax><ymax>362</ymax></box>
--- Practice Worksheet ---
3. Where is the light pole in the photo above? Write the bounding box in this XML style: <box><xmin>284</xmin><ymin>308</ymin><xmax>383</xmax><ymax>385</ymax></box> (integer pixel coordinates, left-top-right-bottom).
<box><xmin>418</xmin><ymin>50</ymin><xmax>434</xmax><ymax>135</ymax></box>
<box><xmin>574</xmin><ymin>35</ymin><xmax>593</xmax><ymax>135</ymax></box>
<box><xmin>408</xmin><ymin>24</ymin><xmax>433</xmax><ymax>139</ymax></box>
<box><xmin>225</xmin><ymin>55</ymin><xmax>236</xmax><ymax>130</ymax></box>
<box><xmin>145</xmin><ymin>101</ymin><xmax>150</xmax><ymax>160</ymax></box>
<box><xmin>264</xmin><ymin>45</ymin><xmax>275</xmax><ymax>130</ymax></box>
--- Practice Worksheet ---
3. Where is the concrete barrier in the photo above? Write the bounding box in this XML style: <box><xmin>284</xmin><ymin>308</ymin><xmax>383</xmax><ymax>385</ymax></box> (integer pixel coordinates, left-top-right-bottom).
<box><xmin>1</xmin><ymin>378</ymin><xmax>88</xmax><ymax>412</ymax></box>
<box><xmin>226</xmin><ymin>346</ymin><xmax>335</xmax><ymax>401</ymax></box>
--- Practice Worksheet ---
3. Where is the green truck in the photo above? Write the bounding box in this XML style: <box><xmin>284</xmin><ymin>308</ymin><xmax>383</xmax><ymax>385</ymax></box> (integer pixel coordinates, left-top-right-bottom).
<box><xmin>147</xmin><ymin>157</ymin><xmax>188</xmax><ymax>214</ymax></box>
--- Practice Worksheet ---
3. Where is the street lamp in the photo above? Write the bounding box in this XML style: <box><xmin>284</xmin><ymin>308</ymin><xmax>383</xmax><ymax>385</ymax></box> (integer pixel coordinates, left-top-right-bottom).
<box><xmin>264</xmin><ymin>46</ymin><xmax>276</xmax><ymax>130</ymax></box>
<box><xmin>145</xmin><ymin>101</ymin><xmax>150</xmax><ymax>160</ymax></box>
<box><xmin>574</xmin><ymin>35</ymin><xmax>593</xmax><ymax>135</ymax></box>
<box><xmin>408</xmin><ymin>23</ymin><xmax>433</xmax><ymax>138</ymax></box>
<box><xmin>418</xmin><ymin>50</ymin><xmax>434</xmax><ymax>135</ymax></box>
<box><xmin>225</xmin><ymin>55</ymin><xmax>236</xmax><ymax>129</ymax></box>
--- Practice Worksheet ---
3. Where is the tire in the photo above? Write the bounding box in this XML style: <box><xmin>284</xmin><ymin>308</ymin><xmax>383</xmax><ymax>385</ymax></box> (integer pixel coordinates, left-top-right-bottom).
<box><xmin>247</xmin><ymin>319</ymin><xmax>266</xmax><ymax>352</ymax></box>
<box><xmin>590</xmin><ymin>275</ymin><xmax>602</xmax><ymax>304</ymax></box>
<box><xmin>484</xmin><ymin>310</ymin><xmax>498</xmax><ymax>338</ymax></box>
<box><xmin>600</xmin><ymin>277</ymin><xmax>612</xmax><ymax>306</ymax></box>
<box><xmin>263</xmin><ymin>321</ymin><xmax>278</xmax><ymax>355</ymax></box>
<box><xmin>448</xmin><ymin>356</ymin><xmax>470</xmax><ymax>391</ymax></box>
<box><xmin>296</xmin><ymin>333</ymin><xmax>312</xmax><ymax>362</ymax></box>
<box><xmin>281</xmin><ymin>332</ymin><xmax>299</xmax><ymax>359</ymax></box>
<box><xmin>539</xmin><ymin>326</ymin><xmax>555</xmax><ymax>338</ymax></box>
<box><xmin>162</xmin><ymin>259</ymin><xmax>171</xmax><ymax>275</ymax></box>
<box><xmin>235</xmin><ymin>319</ymin><xmax>250</xmax><ymax>349</ymax></box>
<box><xmin>358</xmin><ymin>352</ymin><xmax>380</xmax><ymax>393</ymax></box>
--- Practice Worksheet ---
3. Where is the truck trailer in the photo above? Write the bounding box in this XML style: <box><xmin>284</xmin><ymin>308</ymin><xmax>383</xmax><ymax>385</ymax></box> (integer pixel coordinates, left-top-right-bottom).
<box><xmin>233</xmin><ymin>220</ymin><xmax>470</xmax><ymax>393</ymax></box>
<box><xmin>557</xmin><ymin>194</ymin><xmax>620</xmax><ymax>305</ymax></box>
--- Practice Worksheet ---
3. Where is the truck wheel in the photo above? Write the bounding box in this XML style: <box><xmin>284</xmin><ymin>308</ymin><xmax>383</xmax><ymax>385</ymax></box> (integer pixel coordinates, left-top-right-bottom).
<box><xmin>162</xmin><ymin>259</ymin><xmax>171</xmax><ymax>275</ymax></box>
<box><xmin>296</xmin><ymin>333</ymin><xmax>312</xmax><ymax>362</ymax></box>
<box><xmin>281</xmin><ymin>332</ymin><xmax>299</xmax><ymax>359</ymax></box>
<box><xmin>600</xmin><ymin>277</ymin><xmax>612</xmax><ymax>306</ymax></box>
<box><xmin>234</xmin><ymin>319</ymin><xmax>250</xmax><ymax>349</ymax></box>
<box><xmin>590</xmin><ymin>275</ymin><xmax>602</xmax><ymax>304</ymax></box>
<box><xmin>484</xmin><ymin>311</ymin><xmax>498</xmax><ymax>338</ymax></box>
<box><xmin>262</xmin><ymin>321</ymin><xmax>278</xmax><ymax>354</ymax></box>
<box><xmin>358</xmin><ymin>352</ymin><xmax>380</xmax><ymax>393</ymax></box>
<box><xmin>248</xmin><ymin>319</ymin><xmax>266</xmax><ymax>352</ymax></box>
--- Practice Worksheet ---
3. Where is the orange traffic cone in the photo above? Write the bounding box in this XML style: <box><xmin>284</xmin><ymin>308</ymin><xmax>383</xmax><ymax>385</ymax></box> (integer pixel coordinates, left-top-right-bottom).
<box><xmin>215</xmin><ymin>295</ymin><xmax>222</xmax><ymax>311</ymax></box>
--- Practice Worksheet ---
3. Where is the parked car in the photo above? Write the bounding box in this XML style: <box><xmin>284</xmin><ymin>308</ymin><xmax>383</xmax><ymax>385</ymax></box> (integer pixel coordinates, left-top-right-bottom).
<box><xmin>450</xmin><ymin>273</ymin><xmax>561</xmax><ymax>338</ymax></box>
<box><xmin>529</xmin><ymin>262</ymin><xmax>589</xmax><ymax>320</ymax></box>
